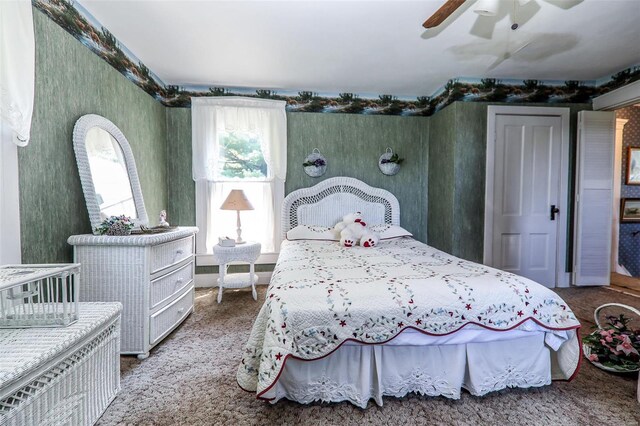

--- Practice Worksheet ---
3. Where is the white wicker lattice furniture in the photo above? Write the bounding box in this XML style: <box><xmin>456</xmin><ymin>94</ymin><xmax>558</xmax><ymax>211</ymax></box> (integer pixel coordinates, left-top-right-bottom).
<box><xmin>68</xmin><ymin>227</ymin><xmax>198</xmax><ymax>359</ymax></box>
<box><xmin>0</xmin><ymin>302</ymin><xmax>121</xmax><ymax>426</ymax></box>
<box><xmin>0</xmin><ymin>264</ymin><xmax>80</xmax><ymax>328</ymax></box>
<box><xmin>73</xmin><ymin>114</ymin><xmax>149</xmax><ymax>232</ymax></box>
<box><xmin>214</xmin><ymin>241</ymin><xmax>261</xmax><ymax>303</ymax></box>
<box><xmin>281</xmin><ymin>176</ymin><xmax>400</xmax><ymax>239</ymax></box>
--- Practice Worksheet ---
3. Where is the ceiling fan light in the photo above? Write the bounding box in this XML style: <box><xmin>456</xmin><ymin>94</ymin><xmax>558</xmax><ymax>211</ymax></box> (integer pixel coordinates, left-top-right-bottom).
<box><xmin>474</xmin><ymin>0</ymin><xmax>500</xmax><ymax>16</ymax></box>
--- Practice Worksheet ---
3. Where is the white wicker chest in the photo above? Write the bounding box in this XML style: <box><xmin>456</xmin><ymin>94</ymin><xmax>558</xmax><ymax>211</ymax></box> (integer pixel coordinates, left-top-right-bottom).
<box><xmin>68</xmin><ymin>227</ymin><xmax>198</xmax><ymax>359</ymax></box>
<box><xmin>0</xmin><ymin>302</ymin><xmax>122</xmax><ymax>426</ymax></box>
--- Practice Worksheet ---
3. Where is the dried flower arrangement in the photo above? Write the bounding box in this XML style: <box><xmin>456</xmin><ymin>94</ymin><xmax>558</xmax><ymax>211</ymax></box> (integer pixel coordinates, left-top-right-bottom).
<box><xmin>302</xmin><ymin>158</ymin><xmax>327</xmax><ymax>167</ymax></box>
<box><xmin>380</xmin><ymin>153</ymin><xmax>404</xmax><ymax>165</ymax></box>
<box><xmin>95</xmin><ymin>215</ymin><xmax>135</xmax><ymax>236</ymax></box>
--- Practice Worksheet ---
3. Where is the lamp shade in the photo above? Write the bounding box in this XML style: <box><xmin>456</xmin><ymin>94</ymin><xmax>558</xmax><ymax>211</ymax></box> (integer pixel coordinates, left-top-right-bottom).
<box><xmin>220</xmin><ymin>189</ymin><xmax>254</xmax><ymax>211</ymax></box>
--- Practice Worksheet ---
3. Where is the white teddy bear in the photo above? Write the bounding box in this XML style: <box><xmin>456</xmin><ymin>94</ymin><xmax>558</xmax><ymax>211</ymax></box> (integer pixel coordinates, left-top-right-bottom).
<box><xmin>334</xmin><ymin>212</ymin><xmax>380</xmax><ymax>248</ymax></box>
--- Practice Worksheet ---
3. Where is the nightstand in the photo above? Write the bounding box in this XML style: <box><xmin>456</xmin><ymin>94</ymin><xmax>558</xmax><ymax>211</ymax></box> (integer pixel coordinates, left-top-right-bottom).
<box><xmin>213</xmin><ymin>241</ymin><xmax>261</xmax><ymax>303</ymax></box>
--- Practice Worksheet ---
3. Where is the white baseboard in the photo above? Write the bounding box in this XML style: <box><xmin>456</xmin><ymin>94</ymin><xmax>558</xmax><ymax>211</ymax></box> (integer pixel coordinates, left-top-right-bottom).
<box><xmin>194</xmin><ymin>271</ymin><xmax>272</xmax><ymax>288</ymax></box>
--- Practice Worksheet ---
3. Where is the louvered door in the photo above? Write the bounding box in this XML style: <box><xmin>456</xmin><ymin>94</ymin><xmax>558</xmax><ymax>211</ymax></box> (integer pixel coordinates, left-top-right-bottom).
<box><xmin>574</xmin><ymin>111</ymin><xmax>616</xmax><ymax>286</ymax></box>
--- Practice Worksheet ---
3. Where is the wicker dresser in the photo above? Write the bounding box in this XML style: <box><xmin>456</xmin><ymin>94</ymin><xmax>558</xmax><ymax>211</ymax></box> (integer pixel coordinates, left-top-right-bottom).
<box><xmin>0</xmin><ymin>302</ymin><xmax>122</xmax><ymax>426</ymax></box>
<box><xmin>68</xmin><ymin>227</ymin><xmax>198</xmax><ymax>359</ymax></box>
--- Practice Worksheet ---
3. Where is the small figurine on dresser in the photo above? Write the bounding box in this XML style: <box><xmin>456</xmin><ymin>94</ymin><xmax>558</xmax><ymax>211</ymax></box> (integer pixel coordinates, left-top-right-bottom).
<box><xmin>159</xmin><ymin>210</ymin><xmax>170</xmax><ymax>227</ymax></box>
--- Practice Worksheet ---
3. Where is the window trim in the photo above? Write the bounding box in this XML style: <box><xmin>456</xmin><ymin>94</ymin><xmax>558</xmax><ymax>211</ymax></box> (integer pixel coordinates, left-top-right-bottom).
<box><xmin>0</xmin><ymin>121</ymin><xmax>22</xmax><ymax>264</ymax></box>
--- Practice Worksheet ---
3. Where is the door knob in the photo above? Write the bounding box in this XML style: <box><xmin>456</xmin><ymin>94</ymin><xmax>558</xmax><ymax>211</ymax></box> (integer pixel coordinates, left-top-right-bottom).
<box><xmin>550</xmin><ymin>205</ymin><xmax>560</xmax><ymax>220</ymax></box>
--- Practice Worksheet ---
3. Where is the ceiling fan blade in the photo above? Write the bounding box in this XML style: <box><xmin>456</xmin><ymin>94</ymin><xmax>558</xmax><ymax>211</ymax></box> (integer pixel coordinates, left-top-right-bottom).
<box><xmin>469</xmin><ymin>14</ymin><xmax>499</xmax><ymax>39</ymax></box>
<box><xmin>423</xmin><ymin>0</ymin><xmax>467</xmax><ymax>29</ymax></box>
<box><xmin>510</xmin><ymin>0</ymin><xmax>540</xmax><ymax>28</ymax></box>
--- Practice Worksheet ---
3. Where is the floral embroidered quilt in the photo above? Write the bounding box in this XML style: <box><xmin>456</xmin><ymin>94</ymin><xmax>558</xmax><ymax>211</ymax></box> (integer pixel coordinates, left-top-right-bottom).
<box><xmin>237</xmin><ymin>238</ymin><xmax>581</xmax><ymax>397</ymax></box>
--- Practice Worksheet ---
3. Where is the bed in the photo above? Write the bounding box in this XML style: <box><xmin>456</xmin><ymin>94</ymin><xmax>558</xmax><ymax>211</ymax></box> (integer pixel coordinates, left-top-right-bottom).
<box><xmin>237</xmin><ymin>177</ymin><xmax>581</xmax><ymax>407</ymax></box>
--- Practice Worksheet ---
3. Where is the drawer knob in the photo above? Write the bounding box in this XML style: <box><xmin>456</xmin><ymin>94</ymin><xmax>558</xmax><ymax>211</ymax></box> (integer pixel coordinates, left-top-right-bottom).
<box><xmin>177</xmin><ymin>308</ymin><xmax>185</xmax><ymax>314</ymax></box>
<box><xmin>176</xmin><ymin>249</ymin><xmax>184</xmax><ymax>255</ymax></box>
<box><xmin>175</xmin><ymin>278</ymin><xmax>184</xmax><ymax>285</ymax></box>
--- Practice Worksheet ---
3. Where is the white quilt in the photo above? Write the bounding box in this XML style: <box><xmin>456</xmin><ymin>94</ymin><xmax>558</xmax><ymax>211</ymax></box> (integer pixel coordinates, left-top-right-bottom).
<box><xmin>237</xmin><ymin>237</ymin><xmax>581</xmax><ymax>397</ymax></box>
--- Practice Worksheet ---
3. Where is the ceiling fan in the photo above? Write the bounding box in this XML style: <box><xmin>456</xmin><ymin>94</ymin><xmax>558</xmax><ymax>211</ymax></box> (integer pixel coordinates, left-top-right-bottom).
<box><xmin>422</xmin><ymin>0</ymin><xmax>583</xmax><ymax>30</ymax></box>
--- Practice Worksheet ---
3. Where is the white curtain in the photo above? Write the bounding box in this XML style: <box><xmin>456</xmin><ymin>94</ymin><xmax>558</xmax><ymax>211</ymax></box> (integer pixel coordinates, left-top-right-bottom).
<box><xmin>206</xmin><ymin>181</ymin><xmax>277</xmax><ymax>251</ymax></box>
<box><xmin>0</xmin><ymin>0</ymin><xmax>34</xmax><ymax>264</ymax></box>
<box><xmin>192</xmin><ymin>97</ymin><xmax>287</xmax><ymax>255</ymax></box>
<box><xmin>0</xmin><ymin>0</ymin><xmax>35</xmax><ymax>146</ymax></box>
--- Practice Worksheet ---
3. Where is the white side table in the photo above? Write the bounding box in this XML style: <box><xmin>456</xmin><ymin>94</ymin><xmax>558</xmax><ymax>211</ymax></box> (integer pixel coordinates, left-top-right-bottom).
<box><xmin>213</xmin><ymin>241</ymin><xmax>261</xmax><ymax>303</ymax></box>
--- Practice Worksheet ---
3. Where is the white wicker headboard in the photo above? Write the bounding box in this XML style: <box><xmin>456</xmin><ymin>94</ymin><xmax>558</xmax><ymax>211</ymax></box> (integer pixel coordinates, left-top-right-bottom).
<box><xmin>281</xmin><ymin>177</ymin><xmax>400</xmax><ymax>239</ymax></box>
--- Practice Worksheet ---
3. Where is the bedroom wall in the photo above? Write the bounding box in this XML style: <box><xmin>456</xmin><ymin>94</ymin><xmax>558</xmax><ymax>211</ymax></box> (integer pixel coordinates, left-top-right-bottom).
<box><xmin>19</xmin><ymin>10</ymin><xmax>168</xmax><ymax>264</ymax></box>
<box><xmin>428</xmin><ymin>101</ymin><xmax>591</xmax><ymax>266</ymax></box>
<box><xmin>165</xmin><ymin>110</ymin><xmax>430</xmax><ymax>273</ymax></box>
<box><xmin>286</xmin><ymin>113</ymin><xmax>430</xmax><ymax>243</ymax></box>
<box><xmin>616</xmin><ymin>105</ymin><xmax>640</xmax><ymax>276</ymax></box>
<box><xmin>427</xmin><ymin>104</ymin><xmax>456</xmax><ymax>254</ymax></box>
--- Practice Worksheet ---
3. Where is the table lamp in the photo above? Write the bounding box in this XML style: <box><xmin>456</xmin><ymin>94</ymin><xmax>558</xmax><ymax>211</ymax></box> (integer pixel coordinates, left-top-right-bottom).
<box><xmin>220</xmin><ymin>189</ymin><xmax>254</xmax><ymax>244</ymax></box>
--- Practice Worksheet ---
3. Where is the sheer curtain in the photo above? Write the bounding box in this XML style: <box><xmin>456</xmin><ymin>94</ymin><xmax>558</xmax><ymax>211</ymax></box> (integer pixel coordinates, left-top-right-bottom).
<box><xmin>1</xmin><ymin>0</ymin><xmax>35</xmax><ymax>146</ymax></box>
<box><xmin>192</xmin><ymin>97</ymin><xmax>287</xmax><ymax>256</ymax></box>
<box><xmin>0</xmin><ymin>0</ymin><xmax>35</xmax><ymax>264</ymax></box>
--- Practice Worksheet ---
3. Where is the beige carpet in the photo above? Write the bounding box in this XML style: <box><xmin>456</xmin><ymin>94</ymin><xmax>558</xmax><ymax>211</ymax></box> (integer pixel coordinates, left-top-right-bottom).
<box><xmin>97</xmin><ymin>286</ymin><xmax>640</xmax><ymax>426</ymax></box>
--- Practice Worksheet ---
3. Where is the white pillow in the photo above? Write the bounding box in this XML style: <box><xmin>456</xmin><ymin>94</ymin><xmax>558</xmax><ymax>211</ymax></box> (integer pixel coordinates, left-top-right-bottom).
<box><xmin>369</xmin><ymin>224</ymin><xmax>413</xmax><ymax>240</ymax></box>
<box><xmin>286</xmin><ymin>225</ymin><xmax>338</xmax><ymax>241</ymax></box>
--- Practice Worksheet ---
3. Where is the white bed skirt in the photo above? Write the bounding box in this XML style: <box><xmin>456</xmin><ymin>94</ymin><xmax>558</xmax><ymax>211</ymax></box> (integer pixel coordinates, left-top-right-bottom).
<box><xmin>264</xmin><ymin>331</ymin><xmax>579</xmax><ymax>408</ymax></box>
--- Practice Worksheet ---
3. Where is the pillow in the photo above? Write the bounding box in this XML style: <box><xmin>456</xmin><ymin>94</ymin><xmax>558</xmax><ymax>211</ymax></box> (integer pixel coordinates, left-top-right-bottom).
<box><xmin>369</xmin><ymin>224</ymin><xmax>413</xmax><ymax>240</ymax></box>
<box><xmin>286</xmin><ymin>225</ymin><xmax>338</xmax><ymax>241</ymax></box>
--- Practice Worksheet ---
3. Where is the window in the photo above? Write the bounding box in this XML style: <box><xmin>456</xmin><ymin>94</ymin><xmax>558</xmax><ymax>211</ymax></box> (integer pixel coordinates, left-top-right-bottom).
<box><xmin>191</xmin><ymin>98</ymin><xmax>287</xmax><ymax>261</ymax></box>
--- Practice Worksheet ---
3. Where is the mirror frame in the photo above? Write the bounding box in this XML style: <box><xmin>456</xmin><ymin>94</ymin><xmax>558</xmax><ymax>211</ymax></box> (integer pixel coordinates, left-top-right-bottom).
<box><xmin>73</xmin><ymin>114</ymin><xmax>149</xmax><ymax>234</ymax></box>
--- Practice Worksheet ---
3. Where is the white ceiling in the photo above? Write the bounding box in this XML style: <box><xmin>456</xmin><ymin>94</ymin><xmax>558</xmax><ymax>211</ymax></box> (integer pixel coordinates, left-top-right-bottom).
<box><xmin>79</xmin><ymin>0</ymin><xmax>640</xmax><ymax>96</ymax></box>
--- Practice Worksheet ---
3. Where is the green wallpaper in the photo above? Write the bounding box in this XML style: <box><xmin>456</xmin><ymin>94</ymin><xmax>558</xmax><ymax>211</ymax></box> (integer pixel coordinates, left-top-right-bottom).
<box><xmin>427</xmin><ymin>105</ymin><xmax>456</xmax><ymax>254</ymax></box>
<box><xmin>19</xmin><ymin>10</ymin><xmax>167</xmax><ymax>263</ymax></box>
<box><xmin>452</xmin><ymin>102</ymin><xmax>487</xmax><ymax>263</ymax></box>
<box><xmin>286</xmin><ymin>113</ymin><xmax>430</xmax><ymax>243</ymax></box>
<box><xmin>166</xmin><ymin>108</ymin><xmax>194</xmax><ymax>226</ymax></box>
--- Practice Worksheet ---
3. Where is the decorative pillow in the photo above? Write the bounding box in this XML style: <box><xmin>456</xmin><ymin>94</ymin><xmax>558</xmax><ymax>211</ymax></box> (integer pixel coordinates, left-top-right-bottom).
<box><xmin>369</xmin><ymin>224</ymin><xmax>413</xmax><ymax>240</ymax></box>
<box><xmin>286</xmin><ymin>225</ymin><xmax>339</xmax><ymax>241</ymax></box>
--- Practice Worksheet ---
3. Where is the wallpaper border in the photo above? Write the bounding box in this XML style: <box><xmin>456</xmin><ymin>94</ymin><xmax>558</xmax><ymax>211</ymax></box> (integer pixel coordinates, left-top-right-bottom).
<box><xmin>34</xmin><ymin>0</ymin><xmax>640</xmax><ymax>115</ymax></box>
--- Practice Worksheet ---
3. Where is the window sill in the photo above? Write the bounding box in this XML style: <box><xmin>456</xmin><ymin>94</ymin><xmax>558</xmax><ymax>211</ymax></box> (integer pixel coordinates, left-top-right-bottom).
<box><xmin>195</xmin><ymin>252</ymin><xmax>279</xmax><ymax>267</ymax></box>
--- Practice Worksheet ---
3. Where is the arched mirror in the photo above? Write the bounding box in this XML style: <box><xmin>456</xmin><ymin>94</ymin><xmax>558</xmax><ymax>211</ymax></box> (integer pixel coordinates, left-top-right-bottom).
<box><xmin>73</xmin><ymin>114</ymin><xmax>148</xmax><ymax>234</ymax></box>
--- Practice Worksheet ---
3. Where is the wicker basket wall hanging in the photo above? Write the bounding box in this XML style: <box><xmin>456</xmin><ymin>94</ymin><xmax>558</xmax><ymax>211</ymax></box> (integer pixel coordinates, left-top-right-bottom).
<box><xmin>378</xmin><ymin>147</ymin><xmax>404</xmax><ymax>176</ymax></box>
<box><xmin>303</xmin><ymin>148</ymin><xmax>327</xmax><ymax>178</ymax></box>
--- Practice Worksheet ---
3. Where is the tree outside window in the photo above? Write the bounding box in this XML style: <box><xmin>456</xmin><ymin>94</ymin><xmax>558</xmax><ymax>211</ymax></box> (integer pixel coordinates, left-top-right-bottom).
<box><xmin>217</xmin><ymin>132</ymin><xmax>267</xmax><ymax>180</ymax></box>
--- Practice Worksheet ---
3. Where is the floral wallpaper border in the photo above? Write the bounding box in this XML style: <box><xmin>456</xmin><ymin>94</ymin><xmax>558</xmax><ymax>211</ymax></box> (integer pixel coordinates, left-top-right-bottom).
<box><xmin>34</xmin><ymin>0</ymin><xmax>640</xmax><ymax>115</ymax></box>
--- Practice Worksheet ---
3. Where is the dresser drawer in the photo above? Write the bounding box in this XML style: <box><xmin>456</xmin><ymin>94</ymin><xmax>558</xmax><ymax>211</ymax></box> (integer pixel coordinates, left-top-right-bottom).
<box><xmin>149</xmin><ymin>286</ymin><xmax>193</xmax><ymax>346</ymax></box>
<box><xmin>150</xmin><ymin>236</ymin><xmax>194</xmax><ymax>274</ymax></box>
<box><xmin>149</xmin><ymin>261</ymin><xmax>193</xmax><ymax>310</ymax></box>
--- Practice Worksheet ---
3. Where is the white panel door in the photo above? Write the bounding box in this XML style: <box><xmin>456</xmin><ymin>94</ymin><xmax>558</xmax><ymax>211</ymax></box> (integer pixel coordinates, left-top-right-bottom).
<box><xmin>492</xmin><ymin>115</ymin><xmax>563</xmax><ymax>287</ymax></box>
